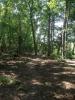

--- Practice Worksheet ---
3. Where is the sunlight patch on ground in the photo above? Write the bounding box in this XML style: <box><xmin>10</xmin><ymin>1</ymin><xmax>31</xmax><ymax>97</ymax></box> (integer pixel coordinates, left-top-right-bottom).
<box><xmin>62</xmin><ymin>81</ymin><xmax>75</xmax><ymax>89</ymax></box>
<box><xmin>66</xmin><ymin>60</ymin><xmax>75</xmax><ymax>63</ymax></box>
<box><xmin>63</xmin><ymin>67</ymin><xmax>75</xmax><ymax>70</ymax></box>
<box><xmin>54</xmin><ymin>94</ymin><xmax>65</xmax><ymax>99</ymax></box>
<box><xmin>66</xmin><ymin>60</ymin><xmax>75</xmax><ymax>66</ymax></box>
<box><xmin>6</xmin><ymin>60</ymin><xmax>16</xmax><ymax>65</ymax></box>
<box><xmin>32</xmin><ymin>58</ymin><xmax>42</xmax><ymax>62</ymax></box>
<box><xmin>31</xmin><ymin>58</ymin><xmax>57</xmax><ymax>65</ymax></box>
<box><xmin>53</xmin><ymin>71</ymin><xmax>75</xmax><ymax>75</ymax></box>
<box><xmin>61</xmin><ymin>71</ymin><xmax>75</xmax><ymax>75</ymax></box>
<box><xmin>32</xmin><ymin>58</ymin><xmax>42</xmax><ymax>65</ymax></box>
<box><xmin>31</xmin><ymin>79</ymin><xmax>43</xmax><ymax>85</ymax></box>
<box><xmin>26</xmin><ymin>62</ymin><xmax>38</xmax><ymax>68</ymax></box>
<box><xmin>3</xmin><ymin>73</ymin><xmax>17</xmax><ymax>79</ymax></box>
<box><xmin>6</xmin><ymin>60</ymin><xmax>24</xmax><ymax>65</ymax></box>
<box><xmin>16</xmin><ymin>61</ymin><xmax>24</xmax><ymax>63</ymax></box>
<box><xmin>68</xmin><ymin>63</ymin><xmax>75</xmax><ymax>66</ymax></box>
<box><xmin>0</xmin><ymin>71</ymin><xmax>17</xmax><ymax>78</ymax></box>
<box><xmin>53</xmin><ymin>73</ymin><xmax>60</xmax><ymax>75</ymax></box>
<box><xmin>54</xmin><ymin>93</ymin><xmax>73</xmax><ymax>99</ymax></box>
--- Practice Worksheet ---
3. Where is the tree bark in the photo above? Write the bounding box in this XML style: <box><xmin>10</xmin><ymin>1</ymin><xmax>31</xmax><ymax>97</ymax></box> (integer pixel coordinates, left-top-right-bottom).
<box><xmin>17</xmin><ymin>15</ymin><xmax>23</xmax><ymax>55</ymax></box>
<box><xmin>29</xmin><ymin>0</ymin><xmax>37</xmax><ymax>56</ymax></box>
<box><xmin>62</xmin><ymin>0</ymin><xmax>69</xmax><ymax>59</ymax></box>
<box><xmin>47</xmin><ymin>11</ymin><xmax>51</xmax><ymax>56</ymax></box>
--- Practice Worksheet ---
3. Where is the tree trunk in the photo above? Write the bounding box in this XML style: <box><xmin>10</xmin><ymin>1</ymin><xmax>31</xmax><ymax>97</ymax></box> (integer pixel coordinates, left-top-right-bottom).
<box><xmin>47</xmin><ymin>4</ymin><xmax>51</xmax><ymax>57</ymax></box>
<box><xmin>62</xmin><ymin>0</ymin><xmax>69</xmax><ymax>59</ymax></box>
<box><xmin>51</xmin><ymin>15</ymin><xmax>55</xmax><ymax>53</ymax></box>
<box><xmin>29</xmin><ymin>0</ymin><xmax>37</xmax><ymax>56</ymax></box>
<box><xmin>17</xmin><ymin>15</ymin><xmax>22</xmax><ymax>55</ymax></box>
<box><xmin>8</xmin><ymin>16</ymin><xmax>12</xmax><ymax>50</ymax></box>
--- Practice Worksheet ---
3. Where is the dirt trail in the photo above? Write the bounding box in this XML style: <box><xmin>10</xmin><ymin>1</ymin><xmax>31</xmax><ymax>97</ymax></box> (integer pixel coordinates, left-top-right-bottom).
<box><xmin>0</xmin><ymin>57</ymin><xmax>75</xmax><ymax>100</ymax></box>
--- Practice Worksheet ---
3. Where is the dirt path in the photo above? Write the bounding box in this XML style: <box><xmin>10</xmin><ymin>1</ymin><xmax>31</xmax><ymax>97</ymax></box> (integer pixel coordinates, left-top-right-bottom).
<box><xmin>0</xmin><ymin>57</ymin><xmax>75</xmax><ymax>100</ymax></box>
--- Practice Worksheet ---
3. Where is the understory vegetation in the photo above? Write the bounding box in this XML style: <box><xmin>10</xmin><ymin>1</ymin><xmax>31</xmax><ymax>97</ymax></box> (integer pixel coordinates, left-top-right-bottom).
<box><xmin>0</xmin><ymin>0</ymin><xmax>75</xmax><ymax>59</ymax></box>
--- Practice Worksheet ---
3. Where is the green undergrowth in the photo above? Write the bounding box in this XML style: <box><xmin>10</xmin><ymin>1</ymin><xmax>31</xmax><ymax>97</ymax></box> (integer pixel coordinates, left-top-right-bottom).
<box><xmin>0</xmin><ymin>76</ymin><xmax>16</xmax><ymax>86</ymax></box>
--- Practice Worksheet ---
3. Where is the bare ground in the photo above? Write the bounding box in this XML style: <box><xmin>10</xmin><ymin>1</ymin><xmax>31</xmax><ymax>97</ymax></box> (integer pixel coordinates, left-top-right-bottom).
<box><xmin>0</xmin><ymin>56</ymin><xmax>75</xmax><ymax>100</ymax></box>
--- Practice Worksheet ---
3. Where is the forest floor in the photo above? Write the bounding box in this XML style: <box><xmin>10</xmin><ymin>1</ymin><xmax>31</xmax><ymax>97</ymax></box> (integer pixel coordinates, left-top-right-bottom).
<box><xmin>0</xmin><ymin>55</ymin><xmax>75</xmax><ymax>100</ymax></box>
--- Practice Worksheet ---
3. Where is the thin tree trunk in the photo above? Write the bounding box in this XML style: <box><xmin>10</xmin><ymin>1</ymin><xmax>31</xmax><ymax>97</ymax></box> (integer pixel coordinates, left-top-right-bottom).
<box><xmin>51</xmin><ymin>15</ymin><xmax>55</xmax><ymax>53</ymax></box>
<box><xmin>61</xmin><ymin>31</ymin><xmax>64</xmax><ymax>59</ymax></box>
<box><xmin>47</xmin><ymin>11</ymin><xmax>51</xmax><ymax>56</ymax></box>
<box><xmin>8</xmin><ymin>16</ymin><xmax>12</xmax><ymax>50</ymax></box>
<box><xmin>62</xmin><ymin>0</ymin><xmax>69</xmax><ymax>59</ymax></box>
<box><xmin>1</xmin><ymin>5</ymin><xmax>7</xmax><ymax>53</ymax></box>
<box><xmin>17</xmin><ymin>15</ymin><xmax>22</xmax><ymax>55</ymax></box>
<box><xmin>29</xmin><ymin>0</ymin><xmax>37</xmax><ymax>56</ymax></box>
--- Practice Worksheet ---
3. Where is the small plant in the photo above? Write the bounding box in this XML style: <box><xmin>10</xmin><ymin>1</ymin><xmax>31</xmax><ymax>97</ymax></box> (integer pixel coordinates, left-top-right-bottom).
<box><xmin>66</xmin><ymin>50</ymin><xmax>73</xmax><ymax>59</ymax></box>
<box><xmin>0</xmin><ymin>76</ymin><xmax>16</xmax><ymax>86</ymax></box>
<box><xmin>50</xmin><ymin>52</ymin><xmax>60</xmax><ymax>59</ymax></box>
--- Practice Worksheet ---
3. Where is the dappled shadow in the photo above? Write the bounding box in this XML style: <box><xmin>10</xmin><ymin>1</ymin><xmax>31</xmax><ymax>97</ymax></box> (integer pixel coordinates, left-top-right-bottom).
<box><xmin>0</xmin><ymin>57</ymin><xmax>75</xmax><ymax>100</ymax></box>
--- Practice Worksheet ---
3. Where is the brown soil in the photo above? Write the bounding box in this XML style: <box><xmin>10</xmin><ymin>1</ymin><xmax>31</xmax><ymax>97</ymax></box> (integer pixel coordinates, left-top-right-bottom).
<box><xmin>0</xmin><ymin>56</ymin><xmax>75</xmax><ymax>100</ymax></box>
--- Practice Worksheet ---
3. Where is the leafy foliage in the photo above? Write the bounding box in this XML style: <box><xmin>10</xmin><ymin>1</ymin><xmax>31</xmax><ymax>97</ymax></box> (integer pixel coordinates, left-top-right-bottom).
<box><xmin>0</xmin><ymin>0</ymin><xmax>75</xmax><ymax>58</ymax></box>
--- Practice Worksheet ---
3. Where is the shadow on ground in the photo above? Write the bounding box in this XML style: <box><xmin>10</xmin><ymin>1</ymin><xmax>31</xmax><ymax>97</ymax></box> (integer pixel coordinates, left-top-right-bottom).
<box><xmin>0</xmin><ymin>56</ymin><xmax>75</xmax><ymax>100</ymax></box>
